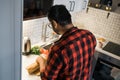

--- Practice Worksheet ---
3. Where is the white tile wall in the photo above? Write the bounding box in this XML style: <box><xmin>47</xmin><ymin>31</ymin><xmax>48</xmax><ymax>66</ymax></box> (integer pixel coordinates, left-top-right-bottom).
<box><xmin>23</xmin><ymin>17</ymin><xmax>53</xmax><ymax>45</ymax></box>
<box><xmin>72</xmin><ymin>7</ymin><xmax>120</xmax><ymax>44</ymax></box>
<box><xmin>23</xmin><ymin>7</ymin><xmax>120</xmax><ymax>45</ymax></box>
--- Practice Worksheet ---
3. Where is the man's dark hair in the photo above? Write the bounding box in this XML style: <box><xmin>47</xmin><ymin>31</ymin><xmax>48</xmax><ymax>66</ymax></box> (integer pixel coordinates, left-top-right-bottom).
<box><xmin>47</xmin><ymin>5</ymin><xmax>72</xmax><ymax>27</ymax></box>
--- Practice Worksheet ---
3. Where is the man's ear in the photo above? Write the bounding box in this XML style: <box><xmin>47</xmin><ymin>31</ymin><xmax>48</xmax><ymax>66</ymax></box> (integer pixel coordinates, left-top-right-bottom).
<box><xmin>52</xmin><ymin>20</ymin><xmax>58</xmax><ymax>28</ymax></box>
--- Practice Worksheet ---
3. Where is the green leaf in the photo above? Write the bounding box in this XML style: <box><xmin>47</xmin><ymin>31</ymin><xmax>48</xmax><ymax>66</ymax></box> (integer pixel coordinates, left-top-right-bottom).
<box><xmin>31</xmin><ymin>46</ymin><xmax>41</xmax><ymax>55</ymax></box>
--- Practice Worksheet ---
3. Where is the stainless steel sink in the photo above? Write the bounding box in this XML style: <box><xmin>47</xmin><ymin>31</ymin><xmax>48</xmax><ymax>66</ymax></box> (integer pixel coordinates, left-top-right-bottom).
<box><xmin>41</xmin><ymin>43</ymin><xmax>53</xmax><ymax>50</ymax></box>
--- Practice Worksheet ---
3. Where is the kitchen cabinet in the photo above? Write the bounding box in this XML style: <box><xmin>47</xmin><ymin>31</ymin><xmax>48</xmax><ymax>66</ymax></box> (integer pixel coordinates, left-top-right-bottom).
<box><xmin>23</xmin><ymin>0</ymin><xmax>89</xmax><ymax>20</ymax></box>
<box><xmin>23</xmin><ymin>0</ymin><xmax>54</xmax><ymax>20</ymax></box>
<box><xmin>93</xmin><ymin>51</ymin><xmax>120</xmax><ymax>80</ymax></box>
<box><xmin>53</xmin><ymin>0</ymin><xmax>89</xmax><ymax>12</ymax></box>
<box><xmin>93</xmin><ymin>36</ymin><xmax>120</xmax><ymax>80</ymax></box>
<box><xmin>88</xmin><ymin>0</ymin><xmax>120</xmax><ymax>14</ymax></box>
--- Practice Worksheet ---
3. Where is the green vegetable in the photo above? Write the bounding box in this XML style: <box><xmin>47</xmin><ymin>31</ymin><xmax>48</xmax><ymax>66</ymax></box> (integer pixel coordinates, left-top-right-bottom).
<box><xmin>31</xmin><ymin>46</ymin><xmax>41</xmax><ymax>55</ymax></box>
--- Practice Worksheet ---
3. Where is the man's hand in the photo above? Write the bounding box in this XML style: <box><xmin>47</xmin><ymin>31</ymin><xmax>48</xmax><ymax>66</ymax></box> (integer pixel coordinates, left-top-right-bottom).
<box><xmin>36</xmin><ymin>55</ymin><xmax>46</xmax><ymax>73</ymax></box>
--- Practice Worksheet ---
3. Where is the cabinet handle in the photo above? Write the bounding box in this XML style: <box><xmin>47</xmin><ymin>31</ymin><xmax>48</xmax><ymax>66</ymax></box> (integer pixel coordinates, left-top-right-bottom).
<box><xmin>72</xmin><ymin>1</ymin><xmax>75</xmax><ymax>11</ymax></box>
<box><xmin>69</xmin><ymin>1</ymin><xmax>72</xmax><ymax>11</ymax></box>
<box><xmin>83</xmin><ymin>0</ymin><xmax>87</xmax><ymax>9</ymax></box>
<box><xmin>107</xmin><ymin>12</ymin><xmax>110</xmax><ymax>19</ymax></box>
<box><xmin>69</xmin><ymin>1</ymin><xmax>75</xmax><ymax>12</ymax></box>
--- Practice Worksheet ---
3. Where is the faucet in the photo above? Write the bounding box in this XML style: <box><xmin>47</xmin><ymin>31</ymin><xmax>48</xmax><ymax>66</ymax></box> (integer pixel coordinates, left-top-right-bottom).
<box><xmin>41</xmin><ymin>22</ymin><xmax>46</xmax><ymax>42</ymax></box>
<box><xmin>41</xmin><ymin>22</ymin><xmax>50</xmax><ymax>42</ymax></box>
<box><xmin>41</xmin><ymin>22</ymin><xmax>59</xmax><ymax>42</ymax></box>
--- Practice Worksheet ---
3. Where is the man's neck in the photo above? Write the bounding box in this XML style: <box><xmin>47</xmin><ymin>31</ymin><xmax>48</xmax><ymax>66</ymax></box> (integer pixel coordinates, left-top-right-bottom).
<box><xmin>60</xmin><ymin>24</ymin><xmax>74</xmax><ymax>35</ymax></box>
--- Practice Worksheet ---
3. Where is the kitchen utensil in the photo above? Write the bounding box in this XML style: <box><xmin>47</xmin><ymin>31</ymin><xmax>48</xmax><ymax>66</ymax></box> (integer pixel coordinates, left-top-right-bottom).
<box><xmin>22</xmin><ymin>37</ymin><xmax>31</xmax><ymax>55</ymax></box>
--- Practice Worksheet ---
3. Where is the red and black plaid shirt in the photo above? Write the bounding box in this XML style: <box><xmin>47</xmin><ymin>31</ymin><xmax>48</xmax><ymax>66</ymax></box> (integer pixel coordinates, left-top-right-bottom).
<box><xmin>41</xmin><ymin>27</ymin><xmax>96</xmax><ymax>80</ymax></box>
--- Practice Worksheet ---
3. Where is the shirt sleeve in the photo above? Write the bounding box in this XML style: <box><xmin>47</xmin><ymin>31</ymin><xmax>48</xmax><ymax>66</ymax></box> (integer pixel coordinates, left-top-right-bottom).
<box><xmin>41</xmin><ymin>50</ymin><xmax>63</xmax><ymax>80</ymax></box>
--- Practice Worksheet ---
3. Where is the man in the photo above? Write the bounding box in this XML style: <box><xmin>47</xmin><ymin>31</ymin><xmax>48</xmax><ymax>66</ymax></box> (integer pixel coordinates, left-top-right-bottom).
<box><xmin>36</xmin><ymin>5</ymin><xmax>96</xmax><ymax>80</ymax></box>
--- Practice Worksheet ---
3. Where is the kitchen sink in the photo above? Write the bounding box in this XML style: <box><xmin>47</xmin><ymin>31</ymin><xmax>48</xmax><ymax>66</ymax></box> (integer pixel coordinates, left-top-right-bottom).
<box><xmin>41</xmin><ymin>43</ymin><xmax>53</xmax><ymax>50</ymax></box>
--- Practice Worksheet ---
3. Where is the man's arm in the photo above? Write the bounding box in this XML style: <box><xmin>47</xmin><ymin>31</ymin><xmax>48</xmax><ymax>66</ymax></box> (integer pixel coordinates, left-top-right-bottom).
<box><xmin>36</xmin><ymin>51</ymin><xmax>63</xmax><ymax>80</ymax></box>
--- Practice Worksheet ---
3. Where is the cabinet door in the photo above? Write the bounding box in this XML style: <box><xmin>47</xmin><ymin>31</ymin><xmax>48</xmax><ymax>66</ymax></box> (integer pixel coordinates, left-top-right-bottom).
<box><xmin>71</xmin><ymin>0</ymin><xmax>82</xmax><ymax>12</ymax></box>
<box><xmin>82</xmin><ymin>0</ymin><xmax>89</xmax><ymax>10</ymax></box>
<box><xmin>53</xmin><ymin>0</ymin><xmax>76</xmax><ymax>12</ymax></box>
<box><xmin>53</xmin><ymin>0</ymin><xmax>71</xmax><ymax>11</ymax></box>
<box><xmin>53</xmin><ymin>0</ymin><xmax>88</xmax><ymax>12</ymax></box>
<box><xmin>73</xmin><ymin>0</ymin><xmax>88</xmax><ymax>12</ymax></box>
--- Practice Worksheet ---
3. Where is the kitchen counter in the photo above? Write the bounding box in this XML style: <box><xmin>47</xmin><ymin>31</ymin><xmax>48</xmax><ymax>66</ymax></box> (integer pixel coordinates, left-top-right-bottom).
<box><xmin>95</xmin><ymin>34</ymin><xmax>120</xmax><ymax>61</ymax></box>
<box><xmin>22</xmin><ymin>54</ymin><xmax>41</xmax><ymax>80</ymax></box>
<box><xmin>94</xmin><ymin>34</ymin><xmax>120</xmax><ymax>69</ymax></box>
<box><xmin>22</xmin><ymin>38</ymin><xmax>58</xmax><ymax>80</ymax></box>
<box><xmin>22</xmin><ymin>34</ymin><xmax>120</xmax><ymax>80</ymax></box>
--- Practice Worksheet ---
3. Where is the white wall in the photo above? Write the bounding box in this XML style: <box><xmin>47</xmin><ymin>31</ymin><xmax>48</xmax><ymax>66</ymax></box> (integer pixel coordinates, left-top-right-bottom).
<box><xmin>0</xmin><ymin>0</ymin><xmax>22</xmax><ymax>80</ymax></box>
<box><xmin>23</xmin><ymin>7</ymin><xmax>120</xmax><ymax>45</ymax></box>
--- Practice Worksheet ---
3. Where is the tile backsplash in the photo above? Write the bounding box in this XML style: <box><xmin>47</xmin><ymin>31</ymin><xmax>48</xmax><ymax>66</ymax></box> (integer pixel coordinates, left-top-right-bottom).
<box><xmin>72</xmin><ymin>7</ymin><xmax>120</xmax><ymax>44</ymax></box>
<box><xmin>23</xmin><ymin>17</ymin><xmax>54</xmax><ymax>45</ymax></box>
<box><xmin>23</xmin><ymin>7</ymin><xmax>120</xmax><ymax>45</ymax></box>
